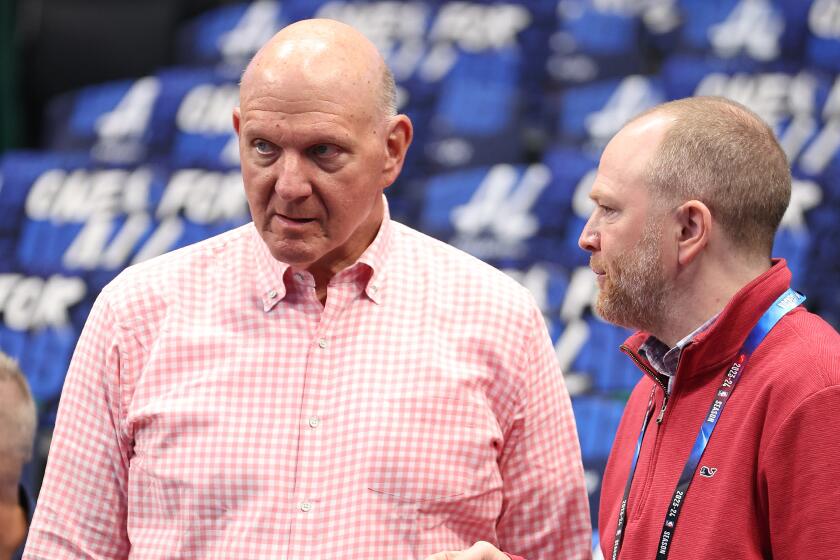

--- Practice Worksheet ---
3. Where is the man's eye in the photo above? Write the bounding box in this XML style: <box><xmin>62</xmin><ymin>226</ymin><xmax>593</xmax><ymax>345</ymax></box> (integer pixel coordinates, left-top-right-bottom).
<box><xmin>310</xmin><ymin>144</ymin><xmax>339</xmax><ymax>158</ymax></box>
<box><xmin>253</xmin><ymin>140</ymin><xmax>274</xmax><ymax>154</ymax></box>
<box><xmin>600</xmin><ymin>204</ymin><xmax>616</xmax><ymax>214</ymax></box>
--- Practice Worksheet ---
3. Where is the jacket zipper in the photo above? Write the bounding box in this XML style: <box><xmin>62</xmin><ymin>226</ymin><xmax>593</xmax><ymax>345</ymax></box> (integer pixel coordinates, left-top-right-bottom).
<box><xmin>655</xmin><ymin>393</ymin><xmax>669</xmax><ymax>423</ymax></box>
<box><xmin>620</xmin><ymin>344</ymin><xmax>670</xmax><ymax>422</ymax></box>
<box><xmin>619</xmin><ymin>343</ymin><xmax>672</xmax><ymax>521</ymax></box>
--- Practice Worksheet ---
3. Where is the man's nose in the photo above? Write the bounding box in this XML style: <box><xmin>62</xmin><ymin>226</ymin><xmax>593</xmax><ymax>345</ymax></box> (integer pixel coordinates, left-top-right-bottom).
<box><xmin>274</xmin><ymin>153</ymin><xmax>312</xmax><ymax>200</ymax></box>
<box><xmin>578</xmin><ymin>217</ymin><xmax>600</xmax><ymax>252</ymax></box>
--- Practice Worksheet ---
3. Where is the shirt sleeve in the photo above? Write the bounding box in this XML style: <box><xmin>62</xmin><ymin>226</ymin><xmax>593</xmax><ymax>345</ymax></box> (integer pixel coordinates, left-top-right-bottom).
<box><xmin>762</xmin><ymin>385</ymin><xmax>840</xmax><ymax>560</ymax></box>
<box><xmin>24</xmin><ymin>291</ymin><xmax>132</xmax><ymax>559</ymax></box>
<box><xmin>495</xmin><ymin>303</ymin><xmax>591</xmax><ymax>560</ymax></box>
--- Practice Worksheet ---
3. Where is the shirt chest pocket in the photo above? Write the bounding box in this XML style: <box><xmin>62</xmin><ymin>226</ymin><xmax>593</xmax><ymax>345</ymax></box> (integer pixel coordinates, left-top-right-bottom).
<box><xmin>366</xmin><ymin>394</ymin><xmax>505</xmax><ymax>532</ymax></box>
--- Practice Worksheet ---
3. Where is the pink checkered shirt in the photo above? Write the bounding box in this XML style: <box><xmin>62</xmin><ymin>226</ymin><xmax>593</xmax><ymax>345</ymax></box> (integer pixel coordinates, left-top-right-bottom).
<box><xmin>25</xmin><ymin>202</ymin><xmax>590</xmax><ymax>559</ymax></box>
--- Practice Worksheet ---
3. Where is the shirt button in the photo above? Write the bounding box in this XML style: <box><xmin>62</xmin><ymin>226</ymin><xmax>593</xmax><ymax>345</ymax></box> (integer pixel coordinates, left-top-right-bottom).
<box><xmin>317</xmin><ymin>338</ymin><xmax>327</xmax><ymax>349</ymax></box>
<box><xmin>308</xmin><ymin>416</ymin><xmax>320</xmax><ymax>428</ymax></box>
<box><xmin>268</xmin><ymin>290</ymin><xmax>278</xmax><ymax>299</ymax></box>
<box><xmin>300</xmin><ymin>501</ymin><xmax>312</xmax><ymax>512</ymax></box>
<box><xmin>370</xmin><ymin>284</ymin><xmax>378</xmax><ymax>294</ymax></box>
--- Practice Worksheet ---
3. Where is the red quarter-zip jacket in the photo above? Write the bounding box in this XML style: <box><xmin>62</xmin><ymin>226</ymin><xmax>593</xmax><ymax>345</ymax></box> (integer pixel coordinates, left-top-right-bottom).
<box><xmin>598</xmin><ymin>260</ymin><xmax>840</xmax><ymax>559</ymax></box>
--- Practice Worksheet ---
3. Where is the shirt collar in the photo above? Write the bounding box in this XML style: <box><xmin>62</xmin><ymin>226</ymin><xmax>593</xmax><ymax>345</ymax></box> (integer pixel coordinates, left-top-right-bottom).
<box><xmin>354</xmin><ymin>197</ymin><xmax>392</xmax><ymax>304</ymax></box>
<box><xmin>252</xmin><ymin>195</ymin><xmax>393</xmax><ymax>311</ymax></box>
<box><xmin>252</xmin><ymin>225</ymin><xmax>291</xmax><ymax>312</ymax></box>
<box><xmin>639</xmin><ymin>313</ymin><xmax>719</xmax><ymax>392</ymax></box>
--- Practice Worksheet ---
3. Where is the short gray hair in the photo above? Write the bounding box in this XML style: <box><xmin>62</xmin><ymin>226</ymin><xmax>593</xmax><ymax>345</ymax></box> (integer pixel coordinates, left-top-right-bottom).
<box><xmin>380</xmin><ymin>64</ymin><xmax>398</xmax><ymax>118</ymax></box>
<box><xmin>0</xmin><ymin>352</ymin><xmax>37</xmax><ymax>461</ymax></box>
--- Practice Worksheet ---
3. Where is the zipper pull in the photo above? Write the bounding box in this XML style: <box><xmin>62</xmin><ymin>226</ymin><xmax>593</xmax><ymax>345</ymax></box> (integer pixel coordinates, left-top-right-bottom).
<box><xmin>656</xmin><ymin>394</ymin><xmax>669</xmax><ymax>424</ymax></box>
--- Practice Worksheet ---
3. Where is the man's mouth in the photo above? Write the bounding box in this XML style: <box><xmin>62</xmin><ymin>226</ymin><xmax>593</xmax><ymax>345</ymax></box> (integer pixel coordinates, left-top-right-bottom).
<box><xmin>276</xmin><ymin>213</ymin><xmax>315</xmax><ymax>224</ymax></box>
<box><xmin>590</xmin><ymin>261</ymin><xmax>606</xmax><ymax>286</ymax></box>
<box><xmin>589</xmin><ymin>257</ymin><xmax>605</xmax><ymax>275</ymax></box>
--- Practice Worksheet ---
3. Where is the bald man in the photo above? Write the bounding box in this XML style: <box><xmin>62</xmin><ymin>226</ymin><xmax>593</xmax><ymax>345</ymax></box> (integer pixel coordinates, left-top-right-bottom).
<box><xmin>428</xmin><ymin>97</ymin><xmax>840</xmax><ymax>560</ymax></box>
<box><xmin>24</xmin><ymin>20</ymin><xmax>590</xmax><ymax>559</ymax></box>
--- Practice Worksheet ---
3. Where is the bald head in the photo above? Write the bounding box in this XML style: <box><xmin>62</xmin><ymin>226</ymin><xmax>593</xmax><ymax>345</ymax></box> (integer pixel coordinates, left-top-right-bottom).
<box><xmin>241</xmin><ymin>19</ymin><xmax>396</xmax><ymax>120</ymax></box>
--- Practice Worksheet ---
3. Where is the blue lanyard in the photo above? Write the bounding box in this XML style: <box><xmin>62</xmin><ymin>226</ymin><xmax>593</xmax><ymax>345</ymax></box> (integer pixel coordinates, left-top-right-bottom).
<box><xmin>611</xmin><ymin>288</ymin><xmax>806</xmax><ymax>560</ymax></box>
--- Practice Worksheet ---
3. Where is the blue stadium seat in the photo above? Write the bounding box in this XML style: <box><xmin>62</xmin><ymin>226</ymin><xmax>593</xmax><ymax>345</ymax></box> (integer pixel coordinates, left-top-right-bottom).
<box><xmin>11</xmin><ymin>161</ymin><xmax>248</xmax><ymax>288</ymax></box>
<box><xmin>558</xmin><ymin>75</ymin><xmax>666</xmax><ymax>146</ymax></box>
<box><xmin>424</xmin><ymin>50</ymin><xmax>526</xmax><ymax>172</ymax></box>
<box><xmin>805</xmin><ymin>0</ymin><xmax>840</xmax><ymax>73</ymax></box>
<box><xmin>0</xmin><ymin>151</ymin><xmax>90</xmax><ymax>239</ymax></box>
<box><xmin>0</xmin><ymin>275</ymin><xmax>87</xmax><ymax>405</ymax></box>
<box><xmin>572</xmin><ymin>315</ymin><xmax>639</xmax><ymax>394</ymax></box>
<box><xmin>161</xmin><ymin>67</ymin><xmax>242</xmax><ymax>170</ymax></box>
<box><xmin>676</xmin><ymin>0</ymin><xmax>811</xmax><ymax>62</ymax></box>
<box><xmin>176</xmin><ymin>1</ymin><xmax>300</xmax><ymax>68</ymax></box>
<box><xmin>548</xmin><ymin>0</ymin><xmax>646</xmax><ymax>86</ymax></box>
<box><xmin>418</xmin><ymin>162</ymin><xmax>584</xmax><ymax>266</ymax></box>
<box><xmin>773</xmin><ymin>228</ymin><xmax>812</xmax><ymax>284</ymax></box>
<box><xmin>571</xmin><ymin>395</ymin><xmax>626</xmax><ymax>461</ymax></box>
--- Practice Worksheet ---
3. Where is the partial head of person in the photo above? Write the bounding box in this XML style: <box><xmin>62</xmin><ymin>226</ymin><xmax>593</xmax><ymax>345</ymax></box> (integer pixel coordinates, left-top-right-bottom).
<box><xmin>233</xmin><ymin>18</ymin><xmax>413</xmax><ymax>297</ymax></box>
<box><xmin>0</xmin><ymin>353</ymin><xmax>36</xmax><ymax>499</ymax></box>
<box><xmin>578</xmin><ymin>96</ymin><xmax>791</xmax><ymax>344</ymax></box>
<box><xmin>0</xmin><ymin>352</ymin><xmax>37</xmax><ymax>559</ymax></box>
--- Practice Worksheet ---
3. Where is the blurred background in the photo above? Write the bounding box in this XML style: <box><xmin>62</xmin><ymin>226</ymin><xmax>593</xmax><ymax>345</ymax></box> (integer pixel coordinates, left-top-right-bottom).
<box><xmin>2</xmin><ymin>0</ymin><xmax>839</xmax><ymax>554</ymax></box>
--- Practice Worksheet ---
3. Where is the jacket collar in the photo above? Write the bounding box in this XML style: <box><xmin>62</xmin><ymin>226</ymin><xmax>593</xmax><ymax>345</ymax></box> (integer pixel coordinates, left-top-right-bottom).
<box><xmin>622</xmin><ymin>259</ymin><xmax>793</xmax><ymax>387</ymax></box>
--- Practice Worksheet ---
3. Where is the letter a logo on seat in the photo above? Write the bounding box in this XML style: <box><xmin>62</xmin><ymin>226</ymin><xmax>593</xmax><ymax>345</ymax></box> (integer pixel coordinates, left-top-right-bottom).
<box><xmin>699</xmin><ymin>466</ymin><xmax>718</xmax><ymax>478</ymax></box>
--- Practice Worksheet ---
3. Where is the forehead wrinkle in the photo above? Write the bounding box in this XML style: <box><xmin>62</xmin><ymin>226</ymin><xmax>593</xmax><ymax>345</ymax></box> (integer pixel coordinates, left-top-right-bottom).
<box><xmin>240</xmin><ymin>110</ymin><xmax>359</xmax><ymax>151</ymax></box>
<box><xmin>241</xmin><ymin>66</ymin><xmax>379</xmax><ymax>131</ymax></box>
<box><xmin>243</xmin><ymin>120</ymin><xmax>354</xmax><ymax>144</ymax></box>
<box><xmin>242</xmin><ymin>94</ymin><xmax>351</xmax><ymax>114</ymax></box>
<box><xmin>241</xmin><ymin>102</ymin><xmax>361</xmax><ymax>133</ymax></box>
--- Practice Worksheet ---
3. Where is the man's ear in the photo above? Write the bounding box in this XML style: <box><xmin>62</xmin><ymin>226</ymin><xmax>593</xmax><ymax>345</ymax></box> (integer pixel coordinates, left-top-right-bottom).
<box><xmin>381</xmin><ymin>115</ymin><xmax>413</xmax><ymax>189</ymax></box>
<box><xmin>232</xmin><ymin>107</ymin><xmax>242</xmax><ymax>136</ymax></box>
<box><xmin>675</xmin><ymin>200</ymin><xmax>712</xmax><ymax>266</ymax></box>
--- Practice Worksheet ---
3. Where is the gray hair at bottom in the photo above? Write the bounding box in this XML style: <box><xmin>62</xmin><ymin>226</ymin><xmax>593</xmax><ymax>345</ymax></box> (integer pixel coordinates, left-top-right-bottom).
<box><xmin>0</xmin><ymin>352</ymin><xmax>38</xmax><ymax>460</ymax></box>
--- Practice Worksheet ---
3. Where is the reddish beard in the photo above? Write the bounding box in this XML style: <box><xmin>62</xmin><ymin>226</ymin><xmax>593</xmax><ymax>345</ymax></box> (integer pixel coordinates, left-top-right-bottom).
<box><xmin>594</xmin><ymin>218</ymin><xmax>670</xmax><ymax>333</ymax></box>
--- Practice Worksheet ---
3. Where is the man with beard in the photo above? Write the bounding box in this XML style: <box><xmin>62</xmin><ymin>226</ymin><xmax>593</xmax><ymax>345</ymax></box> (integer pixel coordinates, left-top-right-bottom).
<box><xmin>427</xmin><ymin>97</ymin><xmax>840</xmax><ymax>560</ymax></box>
